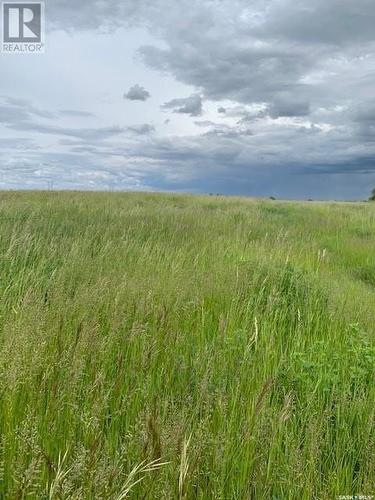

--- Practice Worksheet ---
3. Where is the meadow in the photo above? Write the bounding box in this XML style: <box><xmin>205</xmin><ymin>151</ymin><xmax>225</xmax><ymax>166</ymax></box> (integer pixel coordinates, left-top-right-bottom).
<box><xmin>0</xmin><ymin>191</ymin><xmax>375</xmax><ymax>499</ymax></box>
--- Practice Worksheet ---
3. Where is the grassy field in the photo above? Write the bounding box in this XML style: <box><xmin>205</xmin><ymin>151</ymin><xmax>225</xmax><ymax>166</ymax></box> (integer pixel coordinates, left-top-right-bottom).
<box><xmin>0</xmin><ymin>191</ymin><xmax>375</xmax><ymax>499</ymax></box>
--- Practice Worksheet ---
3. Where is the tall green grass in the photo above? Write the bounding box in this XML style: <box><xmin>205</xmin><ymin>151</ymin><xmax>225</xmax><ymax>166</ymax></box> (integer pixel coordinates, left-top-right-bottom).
<box><xmin>0</xmin><ymin>191</ymin><xmax>374</xmax><ymax>498</ymax></box>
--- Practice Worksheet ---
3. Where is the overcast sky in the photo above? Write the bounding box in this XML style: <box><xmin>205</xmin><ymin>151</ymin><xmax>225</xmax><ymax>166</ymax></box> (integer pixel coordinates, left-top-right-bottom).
<box><xmin>1</xmin><ymin>0</ymin><xmax>375</xmax><ymax>199</ymax></box>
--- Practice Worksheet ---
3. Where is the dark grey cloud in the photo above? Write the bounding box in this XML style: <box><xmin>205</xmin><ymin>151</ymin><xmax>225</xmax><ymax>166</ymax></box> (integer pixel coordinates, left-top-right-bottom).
<box><xmin>124</xmin><ymin>84</ymin><xmax>150</xmax><ymax>101</ymax></box>
<box><xmin>162</xmin><ymin>94</ymin><xmax>203</xmax><ymax>117</ymax></box>
<box><xmin>351</xmin><ymin>103</ymin><xmax>375</xmax><ymax>143</ymax></box>
<box><xmin>46</xmin><ymin>0</ymin><xmax>375</xmax><ymax>53</ymax></box>
<box><xmin>269</xmin><ymin>100</ymin><xmax>311</xmax><ymax>119</ymax></box>
<box><xmin>131</xmin><ymin>0</ymin><xmax>375</xmax><ymax>126</ymax></box>
<box><xmin>258</xmin><ymin>0</ymin><xmax>375</xmax><ymax>46</ymax></box>
<box><xmin>352</xmin><ymin>102</ymin><xmax>375</xmax><ymax>127</ymax></box>
<box><xmin>46</xmin><ymin>0</ymin><xmax>375</xmax><ymax>113</ymax></box>
<box><xmin>99</xmin><ymin>124</ymin><xmax>374</xmax><ymax>199</ymax></box>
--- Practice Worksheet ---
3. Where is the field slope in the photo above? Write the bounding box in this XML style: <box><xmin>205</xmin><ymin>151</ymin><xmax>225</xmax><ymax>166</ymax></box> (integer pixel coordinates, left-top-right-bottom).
<box><xmin>0</xmin><ymin>192</ymin><xmax>375</xmax><ymax>499</ymax></box>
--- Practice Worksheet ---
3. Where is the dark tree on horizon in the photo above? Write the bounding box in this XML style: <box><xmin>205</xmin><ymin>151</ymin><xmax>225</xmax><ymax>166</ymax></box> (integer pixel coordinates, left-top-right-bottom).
<box><xmin>370</xmin><ymin>188</ymin><xmax>375</xmax><ymax>201</ymax></box>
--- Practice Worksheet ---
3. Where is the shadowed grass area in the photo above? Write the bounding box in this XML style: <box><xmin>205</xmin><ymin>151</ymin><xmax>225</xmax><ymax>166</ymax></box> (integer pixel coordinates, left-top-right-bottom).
<box><xmin>0</xmin><ymin>191</ymin><xmax>375</xmax><ymax>498</ymax></box>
